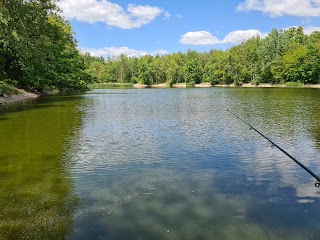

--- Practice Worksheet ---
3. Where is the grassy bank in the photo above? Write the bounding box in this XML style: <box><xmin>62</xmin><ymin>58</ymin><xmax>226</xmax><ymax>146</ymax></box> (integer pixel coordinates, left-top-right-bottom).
<box><xmin>283</xmin><ymin>82</ymin><xmax>304</xmax><ymax>87</ymax></box>
<box><xmin>0</xmin><ymin>81</ymin><xmax>20</xmax><ymax>96</ymax></box>
<box><xmin>0</xmin><ymin>81</ymin><xmax>39</xmax><ymax>105</ymax></box>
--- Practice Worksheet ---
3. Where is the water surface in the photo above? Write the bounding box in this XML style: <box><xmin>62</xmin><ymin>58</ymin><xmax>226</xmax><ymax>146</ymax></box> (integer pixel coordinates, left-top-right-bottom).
<box><xmin>1</xmin><ymin>88</ymin><xmax>320</xmax><ymax>239</ymax></box>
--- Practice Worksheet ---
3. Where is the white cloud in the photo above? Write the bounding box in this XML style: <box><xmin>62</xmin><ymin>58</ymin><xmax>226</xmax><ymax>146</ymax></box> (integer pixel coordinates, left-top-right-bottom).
<box><xmin>81</xmin><ymin>47</ymin><xmax>168</xmax><ymax>58</ymax></box>
<box><xmin>176</xmin><ymin>14</ymin><xmax>183</xmax><ymax>18</ymax></box>
<box><xmin>58</xmin><ymin>0</ymin><xmax>164</xmax><ymax>29</ymax></box>
<box><xmin>180</xmin><ymin>31</ymin><xmax>220</xmax><ymax>45</ymax></box>
<box><xmin>237</xmin><ymin>0</ymin><xmax>320</xmax><ymax>17</ymax></box>
<box><xmin>151</xmin><ymin>49</ymin><xmax>169</xmax><ymax>56</ymax></box>
<box><xmin>222</xmin><ymin>29</ymin><xmax>266</xmax><ymax>44</ymax></box>
<box><xmin>180</xmin><ymin>30</ymin><xmax>265</xmax><ymax>46</ymax></box>
<box><xmin>164</xmin><ymin>11</ymin><xmax>171</xmax><ymax>19</ymax></box>
<box><xmin>302</xmin><ymin>26</ymin><xmax>320</xmax><ymax>34</ymax></box>
<box><xmin>282</xmin><ymin>26</ymin><xmax>320</xmax><ymax>35</ymax></box>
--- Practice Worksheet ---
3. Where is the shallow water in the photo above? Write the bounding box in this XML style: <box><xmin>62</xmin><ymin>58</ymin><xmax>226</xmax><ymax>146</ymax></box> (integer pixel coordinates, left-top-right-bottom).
<box><xmin>1</xmin><ymin>88</ymin><xmax>320</xmax><ymax>239</ymax></box>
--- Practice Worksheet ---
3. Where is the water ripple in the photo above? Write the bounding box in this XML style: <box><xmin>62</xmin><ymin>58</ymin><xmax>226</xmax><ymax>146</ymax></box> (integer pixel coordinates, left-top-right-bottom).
<box><xmin>66</xmin><ymin>88</ymin><xmax>320</xmax><ymax>239</ymax></box>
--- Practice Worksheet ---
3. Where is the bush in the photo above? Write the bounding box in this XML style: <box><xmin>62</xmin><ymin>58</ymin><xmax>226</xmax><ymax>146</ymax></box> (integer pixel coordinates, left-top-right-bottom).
<box><xmin>285</xmin><ymin>81</ymin><xmax>304</xmax><ymax>87</ymax></box>
<box><xmin>0</xmin><ymin>81</ymin><xmax>20</xmax><ymax>96</ymax></box>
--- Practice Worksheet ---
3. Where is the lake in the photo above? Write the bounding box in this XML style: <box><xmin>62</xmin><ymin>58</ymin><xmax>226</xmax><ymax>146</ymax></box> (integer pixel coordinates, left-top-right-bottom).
<box><xmin>0</xmin><ymin>88</ymin><xmax>320</xmax><ymax>240</ymax></box>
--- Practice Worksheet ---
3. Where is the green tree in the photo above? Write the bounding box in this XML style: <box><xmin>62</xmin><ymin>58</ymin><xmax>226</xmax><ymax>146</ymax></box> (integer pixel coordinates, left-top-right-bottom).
<box><xmin>203</xmin><ymin>50</ymin><xmax>227</xmax><ymax>84</ymax></box>
<box><xmin>1</xmin><ymin>0</ymin><xmax>92</xmax><ymax>91</ymax></box>
<box><xmin>184</xmin><ymin>50</ymin><xmax>203</xmax><ymax>84</ymax></box>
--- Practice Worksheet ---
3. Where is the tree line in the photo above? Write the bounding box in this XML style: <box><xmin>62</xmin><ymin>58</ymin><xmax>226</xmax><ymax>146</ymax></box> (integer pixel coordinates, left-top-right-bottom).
<box><xmin>85</xmin><ymin>27</ymin><xmax>320</xmax><ymax>86</ymax></box>
<box><xmin>1</xmin><ymin>1</ymin><xmax>320</xmax><ymax>93</ymax></box>
<box><xmin>0</xmin><ymin>0</ymin><xmax>93</xmax><ymax>92</ymax></box>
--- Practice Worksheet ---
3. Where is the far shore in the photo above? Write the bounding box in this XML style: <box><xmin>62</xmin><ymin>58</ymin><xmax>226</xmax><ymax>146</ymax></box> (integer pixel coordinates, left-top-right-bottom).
<box><xmin>172</xmin><ymin>83</ymin><xmax>187</xmax><ymax>88</ymax></box>
<box><xmin>195</xmin><ymin>83</ymin><xmax>213</xmax><ymax>88</ymax></box>
<box><xmin>2</xmin><ymin>83</ymin><xmax>319</xmax><ymax>106</ymax></box>
<box><xmin>133</xmin><ymin>83</ymin><xmax>320</xmax><ymax>89</ymax></box>
<box><xmin>151</xmin><ymin>83</ymin><xmax>169</xmax><ymax>88</ymax></box>
<box><xmin>91</xmin><ymin>82</ymin><xmax>320</xmax><ymax>89</ymax></box>
<box><xmin>215</xmin><ymin>83</ymin><xmax>320</xmax><ymax>88</ymax></box>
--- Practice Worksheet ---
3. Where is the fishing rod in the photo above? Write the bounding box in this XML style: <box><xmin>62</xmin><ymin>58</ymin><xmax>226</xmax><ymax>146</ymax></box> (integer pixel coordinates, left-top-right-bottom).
<box><xmin>227</xmin><ymin>109</ymin><xmax>320</xmax><ymax>187</ymax></box>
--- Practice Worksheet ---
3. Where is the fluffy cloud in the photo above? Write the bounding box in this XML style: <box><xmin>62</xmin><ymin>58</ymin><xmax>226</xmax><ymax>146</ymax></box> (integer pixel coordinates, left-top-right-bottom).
<box><xmin>58</xmin><ymin>0</ymin><xmax>163</xmax><ymax>29</ymax></box>
<box><xmin>180</xmin><ymin>31</ymin><xmax>220</xmax><ymax>45</ymax></box>
<box><xmin>81</xmin><ymin>47</ymin><xmax>168</xmax><ymax>58</ymax></box>
<box><xmin>223</xmin><ymin>29</ymin><xmax>266</xmax><ymax>44</ymax></box>
<box><xmin>180</xmin><ymin>30</ymin><xmax>265</xmax><ymax>46</ymax></box>
<box><xmin>302</xmin><ymin>26</ymin><xmax>320</xmax><ymax>34</ymax></box>
<box><xmin>278</xmin><ymin>26</ymin><xmax>320</xmax><ymax>35</ymax></box>
<box><xmin>237</xmin><ymin>0</ymin><xmax>320</xmax><ymax>17</ymax></box>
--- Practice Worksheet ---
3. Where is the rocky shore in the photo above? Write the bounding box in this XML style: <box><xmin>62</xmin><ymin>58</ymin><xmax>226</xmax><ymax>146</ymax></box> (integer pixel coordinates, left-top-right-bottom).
<box><xmin>0</xmin><ymin>90</ymin><xmax>39</xmax><ymax>106</ymax></box>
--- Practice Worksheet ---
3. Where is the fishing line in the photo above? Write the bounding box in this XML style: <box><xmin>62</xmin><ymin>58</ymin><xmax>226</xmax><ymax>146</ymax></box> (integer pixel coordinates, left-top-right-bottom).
<box><xmin>227</xmin><ymin>109</ymin><xmax>320</xmax><ymax>187</ymax></box>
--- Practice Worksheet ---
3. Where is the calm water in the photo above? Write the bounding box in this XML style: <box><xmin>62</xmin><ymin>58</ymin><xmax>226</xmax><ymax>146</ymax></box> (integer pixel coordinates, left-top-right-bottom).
<box><xmin>1</xmin><ymin>88</ymin><xmax>320</xmax><ymax>240</ymax></box>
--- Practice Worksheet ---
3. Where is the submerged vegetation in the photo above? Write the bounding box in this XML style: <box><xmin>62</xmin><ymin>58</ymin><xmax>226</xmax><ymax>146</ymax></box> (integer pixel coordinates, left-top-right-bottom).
<box><xmin>1</xmin><ymin>1</ymin><xmax>320</xmax><ymax>95</ymax></box>
<box><xmin>85</xmin><ymin>27</ymin><xmax>320</xmax><ymax>86</ymax></box>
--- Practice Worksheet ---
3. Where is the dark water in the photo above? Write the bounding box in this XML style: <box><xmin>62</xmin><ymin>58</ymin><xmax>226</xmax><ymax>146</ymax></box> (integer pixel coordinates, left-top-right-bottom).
<box><xmin>1</xmin><ymin>88</ymin><xmax>320</xmax><ymax>240</ymax></box>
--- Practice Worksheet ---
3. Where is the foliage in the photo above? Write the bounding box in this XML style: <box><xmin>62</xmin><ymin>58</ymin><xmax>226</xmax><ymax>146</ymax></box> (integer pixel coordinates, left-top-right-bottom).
<box><xmin>284</xmin><ymin>81</ymin><xmax>304</xmax><ymax>87</ymax></box>
<box><xmin>2</xmin><ymin>2</ymin><xmax>318</xmax><ymax>92</ymax></box>
<box><xmin>0</xmin><ymin>0</ymin><xmax>92</xmax><ymax>93</ymax></box>
<box><xmin>0</xmin><ymin>80</ymin><xmax>19</xmax><ymax>95</ymax></box>
<box><xmin>83</xmin><ymin>27</ymin><xmax>320</xmax><ymax>86</ymax></box>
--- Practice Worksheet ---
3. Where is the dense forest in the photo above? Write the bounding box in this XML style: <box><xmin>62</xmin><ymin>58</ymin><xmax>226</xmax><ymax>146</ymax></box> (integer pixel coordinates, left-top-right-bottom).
<box><xmin>0</xmin><ymin>0</ymin><xmax>92</xmax><ymax>93</ymax></box>
<box><xmin>84</xmin><ymin>27</ymin><xmax>320</xmax><ymax>86</ymax></box>
<box><xmin>1</xmin><ymin>1</ymin><xmax>320</xmax><ymax>94</ymax></box>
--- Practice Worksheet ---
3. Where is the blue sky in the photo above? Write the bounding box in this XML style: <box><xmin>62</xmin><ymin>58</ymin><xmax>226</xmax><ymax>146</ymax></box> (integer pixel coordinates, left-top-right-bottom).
<box><xmin>58</xmin><ymin>0</ymin><xmax>320</xmax><ymax>57</ymax></box>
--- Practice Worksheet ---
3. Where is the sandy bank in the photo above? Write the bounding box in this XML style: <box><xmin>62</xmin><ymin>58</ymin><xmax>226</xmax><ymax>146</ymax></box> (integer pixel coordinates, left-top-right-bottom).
<box><xmin>214</xmin><ymin>84</ymin><xmax>237</xmax><ymax>87</ymax></box>
<box><xmin>151</xmin><ymin>83</ymin><xmax>169</xmax><ymax>88</ymax></box>
<box><xmin>0</xmin><ymin>90</ymin><xmax>38</xmax><ymax>105</ymax></box>
<box><xmin>214</xmin><ymin>83</ymin><xmax>276</xmax><ymax>88</ymax></box>
<box><xmin>241</xmin><ymin>83</ymin><xmax>278</xmax><ymax>88</ymax></box>
<box><xmin>133</xmin><ymin>84</ymin><xmax>150</xmax><ymax>89</ymax></box>
<box><xmin>195</xmin><ymin>83</ymin><xmax>213</xmax><ymax>88</ymax></box>
<box><xmin>172</xmin><ymin>83</ymin><xmax>187</xmax><ymax>88</ymax></box>
<box><xmin>304</xmin><ymin>84</ymin><xmax>320</xmax><ymax>88</ymax></box>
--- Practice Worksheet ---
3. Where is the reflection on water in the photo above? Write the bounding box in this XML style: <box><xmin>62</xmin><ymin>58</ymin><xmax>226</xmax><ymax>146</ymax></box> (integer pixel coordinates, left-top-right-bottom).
<box><xmin>0</xmin><ymin>96</ymin><xmax>84</xmax><ymax>239</ymax></box>
<box><xmin>1</xmin><ymin>88</ymin><xmax>320</xmax><ymax>239</ymax></box>
<box><xmin>67</xmin><ymin>88</ymin><xmax>320</xmax><ymax>239</ymax></box>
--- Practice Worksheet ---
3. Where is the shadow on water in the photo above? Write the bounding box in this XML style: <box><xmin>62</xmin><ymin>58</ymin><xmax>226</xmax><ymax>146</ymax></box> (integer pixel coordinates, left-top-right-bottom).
<box><xmin>0</xmin><ymin>94</ymin><xmax>88</xmax><ymax>239</ymax></box>
<box><xmin>0</xmin><ymin>95</ymin><xmax>84</xmax><ymax>114</ymax></box>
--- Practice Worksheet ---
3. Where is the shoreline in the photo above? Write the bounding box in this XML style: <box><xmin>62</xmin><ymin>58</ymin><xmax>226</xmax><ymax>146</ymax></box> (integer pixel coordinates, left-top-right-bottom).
<box><xmin>213</xmin><ymin>83</ymin><xmax>320</xmax><ymax>88</ymax></box>
<box><xmin>0</xmin><ymin>89</ymin><xmax>59</xmax><ymax>106</ymax></box>
<box><xmin>195</xmin><ymin>83</ymin><xmax>213</xmax><ymax>88</ymax></box>
<box><xmin>0</xmin><ymin>90</ymin><xmax>39</xmax><ymax>106</ymax></box>
<box><xmin>133</xmin><ymin>83</ymin><xmax>320</xmax><ymax>89</ymax></box>
<box><xmin>2</xmin><ymin>83</ymin><xmax>319</xmax><ymax>106</ymax></box>
<box><xmin>91</xmin><ymin>82</ymin><xmax>320</xmax><ymax>89</ymax></box>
